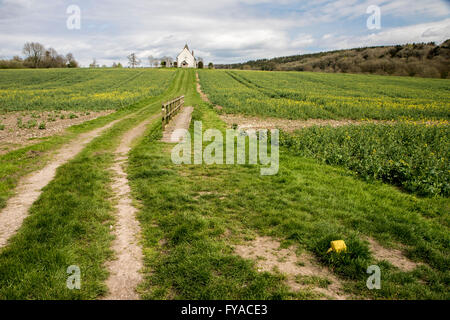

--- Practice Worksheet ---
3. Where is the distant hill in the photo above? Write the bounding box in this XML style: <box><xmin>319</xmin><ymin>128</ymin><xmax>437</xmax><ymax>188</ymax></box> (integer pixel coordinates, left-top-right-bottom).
<box><xmin>216</xmin><ymin>40</ymin><xmax>450</xmax><ymax>79</ymax></box>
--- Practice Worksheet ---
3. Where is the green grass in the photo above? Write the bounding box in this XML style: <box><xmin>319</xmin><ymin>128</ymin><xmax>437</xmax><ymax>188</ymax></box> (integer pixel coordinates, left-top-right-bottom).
<box><xmin>0</xmin><ymin>68</ymin><xmax>176</xmax><ymax>112</ymax></box>
<box><xmin>0</xmin><ymin>69</ymin><xmax>448</xmax><ymax>300</ymax></box>
<box><xmin>128</xmin><ymin>71</ymin><xmax>294</xmax><ymax>299</ymax></box>
<box><xmin>0</xmin><ymin>95</ymin><xmax>158</xmax><ymax>210</ymax></box>
<box><xmin>280</xmin><ymin>123</ymin><xmax>449</xmax><ymax>197</ymax></box>
<box><xmin>198</xmin><ymin>69</ymin><xmax>450</xmax><ymax>120</ymax></box>
<box><xmin>0</xmin><ymin>67</ymin><xmax>186</xmax><ymax>211</ymax></box>
<box><xmin>127</xmin><ymin>70</ymin><xmax>449</xmax><ymax>300</ymax></box>
<box><xmin>199</xmin><ymin>69</ymin><xmax>449</xmax><ymax>197</ymax></box>
<box><xmin>296</xmin><ymin>275</ymin><xmax>331</xmax><ymax>289</ymax></box>
<box><xmin>0</xmin><ymin>70</ymin><xmax>190</xmax><ymax>299</ymax></box>
<box><xmin>0</xmin><ymin>113</ymin><xmax>134</xmax><ymax>299</ymax></box>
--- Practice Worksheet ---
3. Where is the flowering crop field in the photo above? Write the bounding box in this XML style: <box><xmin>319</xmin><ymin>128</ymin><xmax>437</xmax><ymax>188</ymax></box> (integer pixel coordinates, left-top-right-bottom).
<box><xmin>199</xmin><ymin>70</ymin><xmax>449</xmax><ymax>197</ymax></box>
<box><xmin>0</xmin><ymin>68</ymin><xmax>175</xmax><ymax>112</ymax></box>
<box><xmin>198</xmin><ymin>70</ymin><xmax>450</xmax><ymax>120</ymax></box>
<box><xmin>0</xmin><ymin>69</ymin><xmax>448</xmax><ymax>300</ymax></box>
<box><xmin>281</xmin><ymin>123</ymin><xmax>449</xmax><ymax>197</ymax></box>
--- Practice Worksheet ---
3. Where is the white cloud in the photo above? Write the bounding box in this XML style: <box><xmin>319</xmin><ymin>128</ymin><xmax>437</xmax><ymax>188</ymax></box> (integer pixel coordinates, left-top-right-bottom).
<box><xmin>0</xmin><ymin>0</ymin><xmax>449</xmax><ymax>65</ymax></box>
<box><xmin>320</xmin><ymin>18</ymin><xmax>450</xmax><ymax>50</ymax></box>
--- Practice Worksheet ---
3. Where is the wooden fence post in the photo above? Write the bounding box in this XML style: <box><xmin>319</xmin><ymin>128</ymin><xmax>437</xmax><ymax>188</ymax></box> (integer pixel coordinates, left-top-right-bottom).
<box><xmin>161</xmin><ymin>95</ymin><xmax>185</xmax><ymax>129</ymax></box>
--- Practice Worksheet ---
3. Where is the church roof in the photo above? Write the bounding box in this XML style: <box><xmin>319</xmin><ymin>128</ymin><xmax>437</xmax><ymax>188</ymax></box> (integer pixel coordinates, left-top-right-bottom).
<box><xmin>177</xmin><ymin>44</ymin><xmax>195</xmax><ymax>60</ymax></box>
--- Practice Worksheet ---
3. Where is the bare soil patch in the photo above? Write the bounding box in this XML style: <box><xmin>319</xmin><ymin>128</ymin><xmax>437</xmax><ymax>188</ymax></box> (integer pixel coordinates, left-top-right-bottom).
<box><xmin>0</xmin><ymin>118</ymin><xmax>121</xmax><ymax>249</ymax></box>
<box><xmin>196</xmin><ymin>72</ymin><xmax>210</xmax><ymax>103</ymax></box>
<box><xmin>0</xmin><ymin>110</ymin><xmax>114</xmax><ymax>154</ymax></box>
<box><xmin>102</xmin><ymin>114</ymin><xmax>159</xmax><ymax>300</ymax></box>
<box><xmin>220</xmin><ymin>114</ymin><xmax>386</xmax><ymax>133</ymax></box>
<box><xmin>219</xmin><ymin>114</ymin><xmax>447</xmax><ymax>133</ymax></box>
<box><xmin>367</xmin><ymin>238</ymin><xmax>420</xmax><ymax>272</ymax></box>
<box><xmin>234</xmin><ymin>236</ymin><xmax>349</xmax><ymax>299</ymax></box>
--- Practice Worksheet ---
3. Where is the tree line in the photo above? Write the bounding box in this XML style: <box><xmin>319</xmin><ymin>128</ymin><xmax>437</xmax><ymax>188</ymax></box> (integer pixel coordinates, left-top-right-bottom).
<box><xmin>215</xmin><ymin>40</ymin><xmax>450</xmax><ymax>79</ymax></box>
<box><xmin>120</xmin><ymin>53</ymin><xmax>212</xmax><ymax>69</ymax></box>
<box><xmin>0</xmin><ymin>42</ymin><xmax>79</xmax><ymax>69</ymax></box>
<box><xmin>88</xmin><ymin>54</ymin><xmax>214</xmax><ymax>69</ymax></box>
<box><xmin>1</xmin><ymin>44</ymin><xmax>215</xmax><ymax>69</ymax></box>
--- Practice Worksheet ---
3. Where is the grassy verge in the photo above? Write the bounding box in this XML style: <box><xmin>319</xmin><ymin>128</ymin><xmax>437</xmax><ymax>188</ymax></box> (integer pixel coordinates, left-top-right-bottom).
<box><xmin>129</xmin><ymin>70</ymin><xmax>449</xmax><ymax>299</ymax></box>
<box><xmin>0</xmin><ymin>70</ymin><xmax>185</xmax><ymax>299</ymax></box>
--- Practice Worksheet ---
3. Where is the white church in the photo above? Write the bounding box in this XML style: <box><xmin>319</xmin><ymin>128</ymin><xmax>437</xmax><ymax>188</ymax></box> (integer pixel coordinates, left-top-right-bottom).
<box><xmin>177</xmin><ymin>44</ymin><xmax>197</xmax><ymax>68</ymax></box>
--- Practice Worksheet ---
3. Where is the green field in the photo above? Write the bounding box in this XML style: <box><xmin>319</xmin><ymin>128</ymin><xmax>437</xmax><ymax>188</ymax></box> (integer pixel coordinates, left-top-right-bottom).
<box><xmin>0</xmin><ymin>70</ymin><xmax>189</xmax><ymax>299</ymax></box>
<box><xmin>0</xmin><ymin>68</ymin><xmax>177</xmax><ymax>209</ymax></box>
<box><xmin>281</xmin><ymin>124</ymin><xmax>449</xmax><ymax>197</ymax></box>
<box><xmin>0</xmin><ymin>68</ymin><xmax>448</xmax><ymax>300</ymax></box>
<box><xmin>0</xmin><ymin>68</ymin><xmax>175</xmax><ymax>112</ymax></box>
<box><xmin>198</xmin><ymin>70</ymin><xmax>450</xmax><ymax>120</ymax></box>
<box><xmin>199</xmin><ymin>69</ymin><xmax>450</xmax><ymax>197</ymax></box>
<box><xmin>128</xmin><ymin>70</ymin><xmax>449</xmax><ymax>299</ymax></box>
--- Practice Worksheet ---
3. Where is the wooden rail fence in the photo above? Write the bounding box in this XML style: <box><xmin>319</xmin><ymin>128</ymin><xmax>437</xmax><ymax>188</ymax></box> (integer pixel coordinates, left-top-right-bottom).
<box><xmin>162</xmin><ymin>95</ymin><xmax>184</xmax><ymax>128</ymax></box>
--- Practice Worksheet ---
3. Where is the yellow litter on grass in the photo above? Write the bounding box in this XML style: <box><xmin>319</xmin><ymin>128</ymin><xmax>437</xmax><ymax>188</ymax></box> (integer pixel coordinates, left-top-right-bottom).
<box><xmin>327</xmin><ymin>240</ymin><xmax>347</xmax><ymax>254</ymax></box>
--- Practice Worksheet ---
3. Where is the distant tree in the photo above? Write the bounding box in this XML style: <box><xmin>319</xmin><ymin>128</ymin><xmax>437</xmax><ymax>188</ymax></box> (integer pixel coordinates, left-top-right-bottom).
<box><xmin>174</xmin><ymin>61</ymin><xmax>177</xmax><ymax>68</ymax></box>
<box><xmin>4</xmin><ymin>42</ymin><xmax>76</xmax><ymax>69</ymax></box>
<box><xmin>41</xmin><ymin>48</ymin><xmax>53</xmax><ymax>68</ymax></box>
<box><xmin>54</xmin><ymin>54</ymin><xmax>67</xmax><ymax>68</ymax></box>
<box><xmin>197</xmin><ymin>57</ymin><xmax>204</xmax><ymax>68</ymax></box>
<box><xmin>89</xmin><ymin>58</ymin><xmax>98</xmax><ymax>68</ymax></box>
<box><xmin>208</xmin><ymin>62</ymin><xmax>214</xmax><ymax>69</ymax></box>
<box><xmin>66</xmin><ymin>53</ymin><xmax>79</xmax><ymax>68</ymax></box>
<box><xmin>127</xmin><ymin>53</ymin><xmax>140</xmax><ymax>68</ymax></box>
<box><xmin>112</xmin><ymin>62</ymin><xmax>117</xmax><ymax>68</ymax></box>
<box><xmin>160</xmin><ymin>56</ymin><xmax>173</xmax><ymax>68</ymax></box>
<box><xmin>41</xmin><ymin>48</ymin><xmax>67</xmax><ymax>68</ymax></box>
<box><xmin>22</xmin><ymin>42</ymin><xmax>45</xmax><ymax>68</ymax></box>
<box><xmin>67</xmin><ymin>60</ymin><xmax>79</xmax><ymax>68</ymax></box>
<box><xmin>117</xmin><ymin>62</ymin><xmax>123</xmax><ymax>68</ymax></box>
<box><xmin>12</xmin><ymin>56</ymin><xmax>23</xmax><ymax>63</ymax></box>
<box><xmin>161</xmin><ymin>60</ymin><xmax>166</xmax><ymax>67</ymax></box>
<box><xmin>262</xmin><ymin>61</ymin><xmax>276</xmax><ymax>71</ymax></box>
<box><xmin>0</xmin><ymin>56</ymin><xmax>24</xmax><ymax>69</ymax></box>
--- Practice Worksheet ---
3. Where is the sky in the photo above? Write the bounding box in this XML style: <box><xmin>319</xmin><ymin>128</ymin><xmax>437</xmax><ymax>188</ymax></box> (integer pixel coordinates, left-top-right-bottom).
<box><xmin>0</xmin><ymin>0</ymin><xmax>449</xmax><ymax>67</ymax></box>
